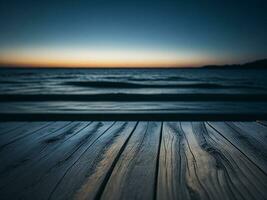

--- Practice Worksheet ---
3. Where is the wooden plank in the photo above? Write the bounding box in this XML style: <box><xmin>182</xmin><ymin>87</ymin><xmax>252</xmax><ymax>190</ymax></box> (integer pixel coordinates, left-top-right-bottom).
<box><xmin>158</xmin><ymin>122</ymin><xmax>223</xmax><ymax>200</ymax></box>
<box><xmin>157</xmin><ymin>122</ymin><xmax>191</xmax><ymax>200</ymax></box>
<box><xmin>98</xmin><ymin>122</ymin><xmax>162</xmax><ymax>200</ymax></box>
<box><xmin>0</xmin><ymin>122</ymin><xmax>52</xmax><ymax>150</ymax></box>
<box><xmin>0</xmin><ymin>121</ymin><xmax>72</xmax><ymax>173</ymax></box>
<box><xmin>73</xmin><ymin>121</ymin><xmax>139</xmax><ymax>200</ymax></box>
<box><xmin>181</xmin><ymin>122</ymin><xmax>223</xmax><ymax>200</ymax></box>
<box><xmin>0</xmin><ymin>122</ymin><xmax>28</xmax><ymax>135</ymax></box>
<box><xmin>0</xmin><ymin>122</ymin><xmax>137</xmax><ymax>200</ymax></box>
<box><xmin>48</xmin><ymin>121</ymin><xmax>137</xmax><ymax>200</ymax></box>
<box><xmin>208</xmin><ymin>122</ymin><xmax>267</xmax><ymax>173</ymax></box>
<box><xmin>257</xmin><ymin>120</ymin><xmax>267</xmax><ymax>127</ymax></box>
<box><xmin>0</xmin><ymin>121</ymin><xmax>91</xmax><ymax>198</ymax></box>
<box><xmin>231</xmin><ymin>122</ymin><xmax>267</xmax><ymax>152</ymax></box>
<box><xmin>157</xmin><ymin>122</ymin><xmax>267</xmax><ymax>200</ymax></box>
<box><xmin>0</xmin><ymin>121</ymin><xmax>267</xmax><ymax>200</ymax></box>
<box><xmin>205</xmin><ymin>122</ymin><xmax>267</xmax><ymax>199</ymax></box>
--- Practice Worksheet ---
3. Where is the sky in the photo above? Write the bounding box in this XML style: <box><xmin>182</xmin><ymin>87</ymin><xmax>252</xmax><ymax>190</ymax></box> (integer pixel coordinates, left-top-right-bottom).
<box><xmin>0</xmin><ymin>0</ymin><xmax>266</xmax><ymax>67</ymax></box>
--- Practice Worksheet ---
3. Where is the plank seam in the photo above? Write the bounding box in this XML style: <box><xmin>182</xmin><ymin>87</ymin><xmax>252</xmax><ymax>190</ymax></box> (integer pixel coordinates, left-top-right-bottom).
<box><xmin>0</xmin><ymin>122</ymin><xmax>28</xmax><ymax>135</ymax></box>
<box><xmin>93</xmin><ymin>122</ymin><xmax>139</xmax><ymax>200</ymax></box>
<box><xmin>154</xmin><ymin>121</ymin><xmax>163</xmax><ymax>200</ymax></box>
<box><xmin>256</xmin><ymin>120</ymin><xmax>267</xmax><ymax>127</ymax></box>
<box><xmin>206</xmin><ymin>122</ymin><xmax>267</xmax><ymax>176</ymax></box>
<box><xmin>47</xmin><ymin>122</ymin><xmax>114</xmax><ymax>200</ymax></box>
<box><xmin>181</xmin><ymin>122</ymin><xmax>212</xmax><ymax>200</ymax></box>
<box><xmin>0</xmin><ymin>122</ymin><xmax>54</xmax><ymax>151</ymax></box>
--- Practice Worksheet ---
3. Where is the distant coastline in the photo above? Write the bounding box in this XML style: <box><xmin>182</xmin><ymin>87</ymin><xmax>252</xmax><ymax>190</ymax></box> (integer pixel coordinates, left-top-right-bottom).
<box><xmin>201</xmin><ymin>58</ymin><xmax>267</xmax><ymax>69</ymax></box>
<box><xmin>0</xmin><ymin>58</ymin><xmax>266</xmax><ymax>69</ymax></box>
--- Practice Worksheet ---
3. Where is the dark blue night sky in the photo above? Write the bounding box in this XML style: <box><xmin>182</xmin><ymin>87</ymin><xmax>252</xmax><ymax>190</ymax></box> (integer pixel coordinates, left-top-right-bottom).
<box><xmin>0</xmin><ymin>0</ymin><xmax>266</xmax><ymax>67</ymax></box>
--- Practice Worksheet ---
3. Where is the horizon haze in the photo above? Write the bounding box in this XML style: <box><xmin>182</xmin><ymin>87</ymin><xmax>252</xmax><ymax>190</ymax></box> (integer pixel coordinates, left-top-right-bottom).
<box><xmin>0</xmin><ymin>0</ymin><xmax>267</xmax><ymax>68</ymax></box>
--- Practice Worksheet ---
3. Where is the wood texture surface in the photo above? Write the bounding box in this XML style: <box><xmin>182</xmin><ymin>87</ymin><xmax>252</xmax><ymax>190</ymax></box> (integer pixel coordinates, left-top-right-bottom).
<box><xmin>0</xmin><ymin>121</ymin><xmax>266</xmax><ymax>200</ymax></box>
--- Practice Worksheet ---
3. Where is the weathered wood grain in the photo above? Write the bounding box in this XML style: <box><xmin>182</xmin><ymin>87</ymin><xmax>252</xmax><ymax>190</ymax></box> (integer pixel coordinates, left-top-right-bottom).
<box><xmin>157</xmin><ymin>122</ymin><xmax>191</xmax><ymax>200</ymax></box>
<box><xmin>258</xmin><ymin>120</ymin><xmax>267</xmax><ymax>127</ymax></box>
<box><xmin>0</xmin><ymin>122</ymin><xmax>28</xmax><ymax>135</ymax></box>
<box><xmin>0</xmin><ymin>121</ymin><xmax>91</xmax><ymax>198</ymax></box>
<box><xmin>0</xmin><ymin>122</ymin><xmax>52</xmax><ymax>150</ymax></box>
<box><xmin>99</xmin><ymin>122</ymin><xmax>162</xmax><ymax>200</ymax></box>
<box><xmin>208</xmin><ymin>122</ymin><xmax>267</xmax><ymax>173</ymax></box>
<box><xmin>51</xmin><ymin>121</ymin><xmax>137</xmax><ymax>200</ymax></box>
<box><xmin>157</xmin><ymin>122</ymin><xmax>267</xmax><ymax>200</ymax></box>
<box><xmin>0</xmin><ymin>122</ymin><xmax>74</xmax><ymax>174</ymax></box>
<box><xmin>205</xmin><ymin>122</ymin><xmax>267</xmax><ymax>200</ymax></box>
<box><xmin>231</xmin><ymin>122</ymin><xmax>267</xmax><ymax>152</ymax></box>
<box><xmin>0</xmin><ymin>121</ymin><xmax>266</xmax><ymax>200</ymax></box>
<box><xmin>183</xmin><ymin>122</ymin><xmax>227</xmax><ymax>199</ymax></box>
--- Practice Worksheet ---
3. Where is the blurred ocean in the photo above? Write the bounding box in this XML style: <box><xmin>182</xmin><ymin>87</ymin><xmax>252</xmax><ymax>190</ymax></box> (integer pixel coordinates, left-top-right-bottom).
<box><xmin>0</xmin><ymin>68</ymin><xmax>267</xmax><ymax>114</ymax></box>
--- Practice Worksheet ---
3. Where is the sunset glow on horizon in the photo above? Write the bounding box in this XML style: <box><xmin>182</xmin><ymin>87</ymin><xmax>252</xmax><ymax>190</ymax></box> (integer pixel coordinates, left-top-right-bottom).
<box><xmin>0</xmin><ymin>46</ymin><xmax>224</xmax><ymax>68</ymax></box>
<box><xmin>0</xmin><ymin>0</ymin><xmax>266</xmax><ymax>68</ymax></box>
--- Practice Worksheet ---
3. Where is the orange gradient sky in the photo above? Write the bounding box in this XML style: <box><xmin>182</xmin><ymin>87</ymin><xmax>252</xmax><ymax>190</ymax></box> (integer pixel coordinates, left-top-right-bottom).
<box><xmin>0</xmin><ymin>47</ymin><xmax>230</xmax><ymax>68</ymax></box>
<box><xmin>0</xmin><ymin>1</ymin><xmax>266</xmax><ymax>68</ymax></box>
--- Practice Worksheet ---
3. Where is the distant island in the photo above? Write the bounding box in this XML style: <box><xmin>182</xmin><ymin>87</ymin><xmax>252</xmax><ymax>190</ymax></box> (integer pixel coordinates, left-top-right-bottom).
<box><xmin>202</xmin><ymin>58</ymin><xmax>267</xmax><ymax>69</ymax></box>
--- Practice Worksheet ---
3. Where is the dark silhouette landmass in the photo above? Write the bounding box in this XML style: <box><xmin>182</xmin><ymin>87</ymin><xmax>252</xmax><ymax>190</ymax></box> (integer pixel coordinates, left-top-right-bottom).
<box><xmin>202</xmin><ymin>58</ymin><xmax>267</xmax><ymax>69</ymax></box>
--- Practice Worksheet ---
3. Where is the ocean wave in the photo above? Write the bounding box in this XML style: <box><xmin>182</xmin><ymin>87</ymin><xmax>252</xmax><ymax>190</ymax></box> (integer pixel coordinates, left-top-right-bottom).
<box><xmin>127</xmin><ymin>76</ymin><xmax>195</xmax><ymax>82</ymax></box>
<box><xmin>1</xmin><ymin>93</ymin><xmax>267</xmax><ymax>102</ymax></box>
<box><xmin>64</xmin><ymin>81</ymin><xmax>261</xmax><ymax>89</ymax></box>
<box><xmin>0</xmin><ymin>80</ymin><xmax>20</xmax><ymax>84</ymax></box>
